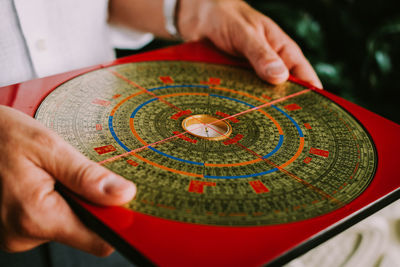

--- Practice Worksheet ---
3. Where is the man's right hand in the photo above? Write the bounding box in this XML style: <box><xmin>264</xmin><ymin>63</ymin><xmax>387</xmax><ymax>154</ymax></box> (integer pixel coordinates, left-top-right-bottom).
<box><xmin>0</xmin><ymin>105</ymin><xmax>136</xmax><ymax>255</ymax></box>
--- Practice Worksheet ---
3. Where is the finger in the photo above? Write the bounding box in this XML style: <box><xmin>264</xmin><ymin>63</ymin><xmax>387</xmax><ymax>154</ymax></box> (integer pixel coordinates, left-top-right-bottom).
<box><xmin>0</xmin><ymin>235</ymin><xmax>47</xmax><ymax>253</ymax></box>
<box><xmin>30</xmin><ymin>165</ymin><xmax>114</xmax><ymax>256</ymax></box>
<box><xmin>30</xmin><ymin>128</ymin><xmax>136</xmax><ymax>206</ymax></box>
<box><xmin>2</xmin><ymin>162</ymin><xmax>112</xmax><ymax>256</ymax></box>
<box><xmin>262</xmin><ymin>20</ymin><xmax>323</xmax><ymax>88</ymax></box>
<box><xmin>44</xmin><ymin>190</ymin><xmax>114</xmax><ymax>256</ymax></box>
<box><xmin>2</xmin><ymin>107</ymin><xmax>135</xmax><ymax>206</ymax></box>
<box><xmin>39</xmin><ymin>184</ymin><xmax>114</xmax><ymax>256</ymax></box>
<box><xmin>277</xmin><ymin>41</ymin><xmax>323</xmax><ymax>89</ymax></box>
<box><xmin>239</xmin><ymin>30</ymin><xmax>289</xmax><ymax>85</ymax></box>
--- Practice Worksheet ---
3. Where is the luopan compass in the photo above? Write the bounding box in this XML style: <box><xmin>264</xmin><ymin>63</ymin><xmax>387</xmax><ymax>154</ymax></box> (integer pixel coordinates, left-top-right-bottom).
<box><xmin>35</xmin><ymin>61</ymin><xmax>376</xmax><ymax>226</ymax></box>
<box><xmin>4</xmin><ymin>41</ymin><xmax>400</xmax><ymax>266</ymax></box>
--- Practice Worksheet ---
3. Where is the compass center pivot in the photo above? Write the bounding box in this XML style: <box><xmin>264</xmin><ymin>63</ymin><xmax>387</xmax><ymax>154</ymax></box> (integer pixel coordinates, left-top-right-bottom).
<box><xmin>182</xmin><ymin>114</ymin><xmax>232</xmax><ymax>141</ymax></box>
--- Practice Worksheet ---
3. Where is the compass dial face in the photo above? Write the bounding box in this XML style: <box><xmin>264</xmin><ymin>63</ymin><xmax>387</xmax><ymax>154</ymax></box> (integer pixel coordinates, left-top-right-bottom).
<box><xmin>35</xmin><ymin>61</ymin><xmax>376</xmax><ymax>226</ymax></box>
<box><xmin>182</xmin><ymin>114</ymin><xmax>232</xmax><ymax>141</ymax></box>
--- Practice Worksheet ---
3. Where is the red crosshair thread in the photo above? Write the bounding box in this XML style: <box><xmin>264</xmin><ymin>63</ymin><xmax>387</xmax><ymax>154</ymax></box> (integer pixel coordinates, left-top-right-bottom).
<box><xmin>109</xmin><ymin>70</ymin><xmax>182</xmax><ymax>111</ymax></box>
<box><xmin>98</xmin><ymin>80</ymin><xmax>309</xmax><ymax>165</ymax></box>
<box><xmin>102</xmin><ymin>71</ymin><xmax>340</xmax><ymax>205</ymax></box>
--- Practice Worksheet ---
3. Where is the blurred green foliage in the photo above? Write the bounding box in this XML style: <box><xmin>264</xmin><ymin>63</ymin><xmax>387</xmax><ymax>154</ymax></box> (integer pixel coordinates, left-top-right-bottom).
<box><xmin>247</xmin><ymin>0</ymin><xmax>400</xmax><ymax>123</ymax></box>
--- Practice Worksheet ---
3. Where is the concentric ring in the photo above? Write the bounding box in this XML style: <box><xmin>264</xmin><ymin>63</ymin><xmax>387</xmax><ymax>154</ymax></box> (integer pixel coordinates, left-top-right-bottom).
<box><xmin>35</xmin><ymin>61</ymin><xmax>376</xmax><ymax>226</ymax></box>
<box><xmin>108</xmin><ymin>85</ymin><xmax>304</xmax><ymax>179</ymax></box>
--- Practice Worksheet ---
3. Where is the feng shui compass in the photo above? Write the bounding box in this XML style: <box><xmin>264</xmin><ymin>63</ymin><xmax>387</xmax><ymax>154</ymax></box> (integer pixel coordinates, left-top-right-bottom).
<box><xmin>35</xmin><ymin>61</ymin><xmax>376</xmax><ymax>226</ymax></box>
<box><xmin>2</xmin><ymin>42</ymin><xmax>399</xmax><ymax>267</ymax></box>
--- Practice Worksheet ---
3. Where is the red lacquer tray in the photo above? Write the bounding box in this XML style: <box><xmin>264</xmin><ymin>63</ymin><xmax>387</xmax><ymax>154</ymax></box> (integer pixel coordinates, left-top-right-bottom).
<box><xmin>1</xmin><ymin>41</ymin><xmax>400</xmax><ymax>267</ymax></box>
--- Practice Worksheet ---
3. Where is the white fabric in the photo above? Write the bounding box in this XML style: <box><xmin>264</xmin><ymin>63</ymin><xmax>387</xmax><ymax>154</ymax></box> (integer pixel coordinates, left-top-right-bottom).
<box><xmin>109</xmin><ymin>26</ymin><xmax>153</xmax><ymax>50</ymax></box>
<box><xmin>285</xmin><ymin>200</ymin><xmax>400</xmax><ymax>267</ymax></box>
<box><xmin>0</xmin><ymin>0</ymin><xmax>35</xmax><ymax>86</ymax></box>
<box><xmin>163</xmin><ymin>0</ymin><xmax>180</xmax><ymax>38</ymax></box>
<box><xmin>0</xmin><ymin>0</ymin><xmax>153</xmax><ymax>87</ymax></box>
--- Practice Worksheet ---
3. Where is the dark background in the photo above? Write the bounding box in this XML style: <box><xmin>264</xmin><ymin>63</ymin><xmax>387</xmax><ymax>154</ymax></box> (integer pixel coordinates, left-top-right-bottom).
<box><xmin>117</xmin><ymin>0</ymin><xmax>400</xmax><ymax>124</ymax></box>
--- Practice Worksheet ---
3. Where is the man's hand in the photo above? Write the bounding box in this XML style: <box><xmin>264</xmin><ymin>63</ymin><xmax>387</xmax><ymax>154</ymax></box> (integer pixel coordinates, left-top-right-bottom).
<box><xmin>0</xmin><ymin>106</ymin><xmax>136</xmax><ymax>255</ymax></box>
<box><xmin>178</xmin><ymin>0</ymin><xmax>322</xmax><ymax>88</ymax></box>
<box><xmin>109</xmin><ymin>0</ymin><xmax>322</xmax><ymax>88</ymax></box>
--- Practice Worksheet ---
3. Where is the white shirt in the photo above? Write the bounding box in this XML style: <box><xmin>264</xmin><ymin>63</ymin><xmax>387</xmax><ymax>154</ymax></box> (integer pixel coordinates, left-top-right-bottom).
<box><xmin>0</xmin><ymin>0</ymin><xmax>153</xmax><ymax>86</ymax></box>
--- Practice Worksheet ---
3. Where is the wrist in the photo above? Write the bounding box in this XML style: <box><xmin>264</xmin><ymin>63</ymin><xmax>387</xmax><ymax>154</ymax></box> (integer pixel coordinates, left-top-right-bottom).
<box><xmin>177</xmin><ymin>0</ymin><xmax>211</xmax><ymax>41</ymax></box>
<box><xmin>177</xmin><ymin>0</ymin><xmax>243</xmax><ymax>41</ymax></box>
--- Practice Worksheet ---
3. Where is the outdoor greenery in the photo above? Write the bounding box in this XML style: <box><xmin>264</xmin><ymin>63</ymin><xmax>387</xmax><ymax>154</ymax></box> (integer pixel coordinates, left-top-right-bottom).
<box><xmin>248</xmin><ymin>0</ymin><xmax>400</xmax><ymax>123</ymax></box>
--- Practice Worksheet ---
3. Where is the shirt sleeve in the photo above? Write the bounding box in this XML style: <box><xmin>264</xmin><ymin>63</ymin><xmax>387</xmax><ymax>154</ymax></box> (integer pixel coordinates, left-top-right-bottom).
<box><xmin>108</xmin><ymin>24</ymin><xmax>154</xmax><ymax>50</ymax></box>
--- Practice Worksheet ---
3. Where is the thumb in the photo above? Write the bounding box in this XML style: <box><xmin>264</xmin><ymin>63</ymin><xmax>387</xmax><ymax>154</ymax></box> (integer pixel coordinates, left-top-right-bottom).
<box><xmin>39</xmin><ymin>133</ymin><xmax>136</xmax><ymax>206</ymax></box>
<box><xmin>242</xmin><ymin>37</ymin><xmax>289</xmax><ymax>85</ymax></box>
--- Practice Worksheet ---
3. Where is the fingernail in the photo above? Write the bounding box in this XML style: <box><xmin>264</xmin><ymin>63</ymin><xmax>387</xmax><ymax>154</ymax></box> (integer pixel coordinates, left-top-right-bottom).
<box><xmin>102</xmin><ymin>175</ymin><xmax>136</xmax><ymax>196</ymax></box>
<box><xmin>265</xmin><ymin>61</ymin><xmax>288</xmax><ymax>78</ymax></box>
